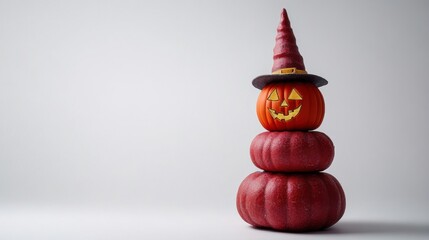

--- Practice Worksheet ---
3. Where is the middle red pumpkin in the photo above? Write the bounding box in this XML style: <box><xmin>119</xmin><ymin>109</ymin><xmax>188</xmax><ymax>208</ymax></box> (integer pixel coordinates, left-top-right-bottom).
<box><xmin>250</xmin><ymin>131</ymin><xmax>334</xmax><ymax>172</ymax></box>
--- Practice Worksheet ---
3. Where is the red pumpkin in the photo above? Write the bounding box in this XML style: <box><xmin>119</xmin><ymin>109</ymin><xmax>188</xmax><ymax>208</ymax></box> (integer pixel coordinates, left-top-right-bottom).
<box><xmin>257</xmin><ymin>82</ymin><xmax>324</xmax><ymax>131</ymax></box>
<box><xmin>250</xmin><ymin>131</ymin><xmax>334</xmax><ymax>172</ymax></box>
<box><xmin>236</xmin><ymin>172</ymin><xmax>345</xmax><ymax>232</ymax></box>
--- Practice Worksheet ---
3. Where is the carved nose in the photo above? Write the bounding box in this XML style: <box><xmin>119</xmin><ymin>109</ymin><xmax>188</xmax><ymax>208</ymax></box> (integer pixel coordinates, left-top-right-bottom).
<box><xmin>281</xmin><ymin>99</ymin><xmax>288</xmax><ymax>107</ymax></box>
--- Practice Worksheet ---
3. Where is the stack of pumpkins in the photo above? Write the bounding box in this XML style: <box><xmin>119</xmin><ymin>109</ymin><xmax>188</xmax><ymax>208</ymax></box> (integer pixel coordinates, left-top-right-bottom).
<box><xmin>236</xmin><ymin>8</ymin><xmax>346</xmax><ymax>232</ymax></box>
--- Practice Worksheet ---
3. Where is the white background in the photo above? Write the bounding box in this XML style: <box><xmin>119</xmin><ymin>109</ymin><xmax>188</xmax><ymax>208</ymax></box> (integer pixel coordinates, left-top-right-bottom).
<box><xmin>0</xmin><ymin>0</ymin><xmax>428</xmax><ymax>239</ymax></box>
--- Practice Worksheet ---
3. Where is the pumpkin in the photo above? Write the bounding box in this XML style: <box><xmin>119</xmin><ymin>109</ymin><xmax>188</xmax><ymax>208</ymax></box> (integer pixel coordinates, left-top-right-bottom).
<box><xmin>256</xmin><ymin>82</ymin><xmax>325</xmax><ymax>131</ymax></box>
<box><xmin>250</xmin><ymin>131</ymin><xmax>334</xmax><ymax>172</ymax></box>
<box><xmin>236</xmin><ymin>172</ymin><xmax>345</xmax><ymax>232</ymax></box>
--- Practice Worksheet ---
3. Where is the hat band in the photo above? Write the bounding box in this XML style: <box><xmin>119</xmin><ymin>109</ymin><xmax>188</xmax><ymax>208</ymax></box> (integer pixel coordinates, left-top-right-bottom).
<box><xmin>272</xmin><ymin>67</ymin><xmax>307</xmax><ymax>75</ymax></box>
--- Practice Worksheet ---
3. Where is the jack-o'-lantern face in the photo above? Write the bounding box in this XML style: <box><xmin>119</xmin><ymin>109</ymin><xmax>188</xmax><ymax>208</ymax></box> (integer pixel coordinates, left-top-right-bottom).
<box><xmin>266</xmin><ymin>87</ymin><xmax>302</xmax><ymax>121</ymax></box>
<box><xmin>256</xmin><ymin>82</ymin><xmax>325</xmax><ymax>131</ymax></box>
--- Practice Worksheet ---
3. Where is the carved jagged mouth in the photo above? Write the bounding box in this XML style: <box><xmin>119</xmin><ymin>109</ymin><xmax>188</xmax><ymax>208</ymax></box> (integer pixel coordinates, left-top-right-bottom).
<box><xmin>268</xmin><ymin>105</ymin><xmax>302</xmax><ymax>121</ymax></box>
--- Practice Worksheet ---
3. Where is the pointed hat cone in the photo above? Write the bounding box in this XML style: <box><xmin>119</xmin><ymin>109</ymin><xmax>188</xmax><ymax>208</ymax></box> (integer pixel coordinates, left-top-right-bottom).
<box><xmin>272</xmin><ymin>8</ymin><xmax>306</xmax><ymax>72</ymax></box>
<box><xmin>252</xmin><ymin>8</ymin><xmax>327</xmax><ymax>89</ymax></box>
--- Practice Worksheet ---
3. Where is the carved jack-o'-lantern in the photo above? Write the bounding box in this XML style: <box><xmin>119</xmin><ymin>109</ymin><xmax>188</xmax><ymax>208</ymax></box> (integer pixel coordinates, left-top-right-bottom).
<box><xmin>256</xmin><ymin>82</ymin><xmax>325</xmax><ymax>131</ymax></box>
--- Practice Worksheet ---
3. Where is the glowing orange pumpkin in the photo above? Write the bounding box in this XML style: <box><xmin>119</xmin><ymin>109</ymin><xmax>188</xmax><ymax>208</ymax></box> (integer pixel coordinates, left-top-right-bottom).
<box><xmin>256</xmin><ymin>82</ymin><xmax>324</xmax><ymax>131</ymax></box>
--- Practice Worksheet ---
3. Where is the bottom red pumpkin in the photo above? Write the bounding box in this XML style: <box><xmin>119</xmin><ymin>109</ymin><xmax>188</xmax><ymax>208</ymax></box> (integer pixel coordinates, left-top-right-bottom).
<box><xmin>236</xmin><ymin>171</ymin><xmax>345</xmax><ymax>232</ymax></box>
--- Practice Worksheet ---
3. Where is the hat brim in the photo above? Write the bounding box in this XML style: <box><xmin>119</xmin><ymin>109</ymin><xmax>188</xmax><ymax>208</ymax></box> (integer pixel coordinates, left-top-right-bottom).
<box><xmin>252</xmin><ymin>74</ymin><xmax>328</xmax><ymax>89</ymax></box>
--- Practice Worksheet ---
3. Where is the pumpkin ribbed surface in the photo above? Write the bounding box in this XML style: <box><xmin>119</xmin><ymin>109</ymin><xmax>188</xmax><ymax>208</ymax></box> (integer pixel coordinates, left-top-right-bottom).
<box><xmin>250</xmin><ymin>131</ymin><xmax>334</xmax><ymax>172</ymax></box>
<box><xmin>236</xmin><ymin>171</ymin><xmax>346</xmax><ymax>232</ymax></box>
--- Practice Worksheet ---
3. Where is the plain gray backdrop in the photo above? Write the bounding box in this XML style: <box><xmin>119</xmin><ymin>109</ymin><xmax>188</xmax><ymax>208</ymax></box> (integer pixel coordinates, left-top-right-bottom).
<box><xmin>1</xmin><ymin>0</ymin><xmax>428</xmax><ymax>225</ymax></box>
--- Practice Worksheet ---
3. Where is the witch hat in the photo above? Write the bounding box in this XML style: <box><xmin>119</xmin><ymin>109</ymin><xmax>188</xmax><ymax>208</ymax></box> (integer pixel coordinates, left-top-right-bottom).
<box><xmin>252</xmin><ymin>8</ymin><xmax>328</xmax><ymax>89</ymax></box>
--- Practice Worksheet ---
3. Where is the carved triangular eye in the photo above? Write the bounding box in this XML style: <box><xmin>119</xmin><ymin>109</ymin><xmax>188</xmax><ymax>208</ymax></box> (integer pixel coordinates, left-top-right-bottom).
<box><xmin>288</xmin><ymin>88</ymin><xmax>302</xmax><ymax>100</ymax></box>
<box><xmin>267</xmin><ymin>89</ymin><xmax>279</xmax><ymax>101</ymax></box>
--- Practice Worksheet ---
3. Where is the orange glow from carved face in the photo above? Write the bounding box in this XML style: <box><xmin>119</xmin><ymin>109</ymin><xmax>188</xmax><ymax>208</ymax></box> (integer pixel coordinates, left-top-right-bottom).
<box><xmin>266</xmin><ymin>88</ymin><xmax>302</xmax><ymax>121</ymax></box>
<box><xmin>256</xmin><ymin>82</ymin><xmax>325</xmax><ymax>131</ymax></box>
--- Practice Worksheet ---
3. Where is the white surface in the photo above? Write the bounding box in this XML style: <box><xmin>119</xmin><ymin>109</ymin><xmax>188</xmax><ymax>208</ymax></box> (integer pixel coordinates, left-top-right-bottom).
<box><xmin>1</xmin><ymin>0</ymin><xmax>429</xmax><ymax>238</ymax></box>
<box><xmin>0</xmin><ymin>205</ymin><xmax>428</xmax><ymax>240</ymax></box>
